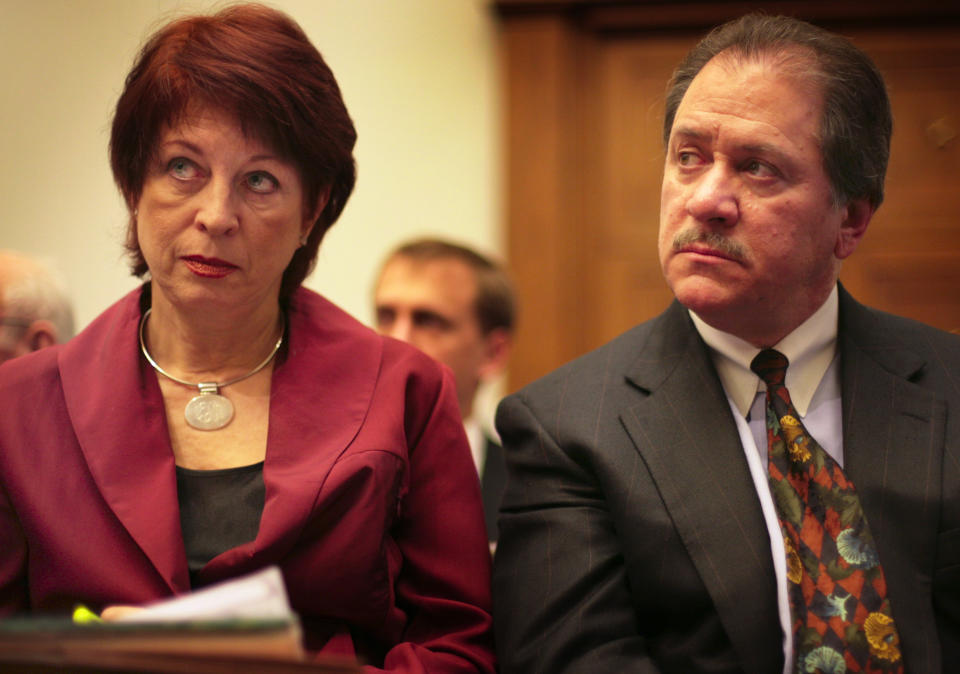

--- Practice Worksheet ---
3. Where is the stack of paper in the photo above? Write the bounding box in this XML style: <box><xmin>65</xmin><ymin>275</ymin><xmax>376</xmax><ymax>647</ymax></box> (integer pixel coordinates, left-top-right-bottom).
<box><xmin>0</xmin><ymin>566</ymin><xmax>361</xmax><ymax>673</ymax></box>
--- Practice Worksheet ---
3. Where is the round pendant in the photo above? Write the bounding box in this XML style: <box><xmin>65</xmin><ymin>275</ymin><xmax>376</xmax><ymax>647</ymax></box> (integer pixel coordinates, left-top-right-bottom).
<box><xmin>184</xmin><ymin>393</ymin><xmax>234</xmax><ymax>431</ymax></box>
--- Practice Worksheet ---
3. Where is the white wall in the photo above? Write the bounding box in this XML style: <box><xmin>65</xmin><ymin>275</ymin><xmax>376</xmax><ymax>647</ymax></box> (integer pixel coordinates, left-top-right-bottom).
<box><xmin>0</xmin><ymin>0</ymin><xmax>502</xmax><ymax>332</ymax></box>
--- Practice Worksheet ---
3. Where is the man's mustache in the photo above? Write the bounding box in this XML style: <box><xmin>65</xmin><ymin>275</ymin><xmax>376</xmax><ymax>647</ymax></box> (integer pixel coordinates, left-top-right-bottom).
<box><xmin>672</xmin><ymin>230</ymin><xmax>746</xmax><ymax>261</ymax></box>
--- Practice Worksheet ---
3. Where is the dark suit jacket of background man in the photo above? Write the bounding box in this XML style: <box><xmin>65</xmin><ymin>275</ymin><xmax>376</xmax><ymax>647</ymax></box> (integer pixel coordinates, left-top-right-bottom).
<box><xmin>481</xmin><ymin>436</ymin><xmax>506</xmax><ymax>541</ymax></box>
<box><xmin>493</xmin><ymin>285</ymin><xmax>960</xmax><ymax>673</ymax></box>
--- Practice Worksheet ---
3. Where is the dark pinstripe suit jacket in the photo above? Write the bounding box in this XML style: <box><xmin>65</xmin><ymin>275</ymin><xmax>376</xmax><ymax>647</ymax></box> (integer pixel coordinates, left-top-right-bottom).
<box><xmin>492</xmin><ymin>286</ymin><xmax>960</xmax><ymax>673</ymax></box>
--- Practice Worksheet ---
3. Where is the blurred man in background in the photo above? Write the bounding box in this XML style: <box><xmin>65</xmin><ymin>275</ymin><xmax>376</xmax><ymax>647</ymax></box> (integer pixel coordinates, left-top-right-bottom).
<box><xmin>0</xmin><ymin>249</ymin><xmax>74</xmax><ymax>364</ymax></box>
<box><xmin>374</xmin><ymin>238</ymin><xmax>514</xmax><ymax>542</ymax></box>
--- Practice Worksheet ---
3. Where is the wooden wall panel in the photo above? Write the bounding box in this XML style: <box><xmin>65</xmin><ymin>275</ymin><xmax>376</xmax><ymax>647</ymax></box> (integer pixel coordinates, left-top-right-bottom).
<box><xmin>501</xmin><ymin>15</ymin><xmax>594</xmax><ymax>390</ymax></box>
<box><xmin>838</xmin><ymin>28</ymin><xmax>960</xmax><ymax>333</ymax></box>
<box><xmin>582</xmin><ymin>37</ymin><xmax>692</xmax><ymax>350</ymax></box>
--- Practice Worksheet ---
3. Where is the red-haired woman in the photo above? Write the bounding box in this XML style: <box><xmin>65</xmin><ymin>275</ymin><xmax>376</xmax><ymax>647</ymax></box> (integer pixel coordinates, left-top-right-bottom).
<box><xmin>0</xmin><ymin>5</ymin><xmax>494</xmax><ymax>672</ymax></box>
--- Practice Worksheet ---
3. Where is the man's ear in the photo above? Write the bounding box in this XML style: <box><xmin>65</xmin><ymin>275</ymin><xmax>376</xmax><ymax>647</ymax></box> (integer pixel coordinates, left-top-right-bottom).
<box><xmin>478</xmin><ymin>328</ymin><xmax>512</xmax><ymax>381</ymax></box>
<box><xmin>835</xmin><ymin>198</ymin><xmax>874</xmax><ymax>260</ymax></box>
<box><xmin>23</xmin><ymin>320</ymin><xmax>57</xmax><ymax>354</ymax></box>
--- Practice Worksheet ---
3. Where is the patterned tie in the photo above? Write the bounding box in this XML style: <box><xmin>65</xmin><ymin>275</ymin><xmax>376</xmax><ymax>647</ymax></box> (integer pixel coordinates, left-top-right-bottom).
<box><xmin>750</xmin><ymin>349</ymin><xmax>903</xmax><ymax>674</ymax></box>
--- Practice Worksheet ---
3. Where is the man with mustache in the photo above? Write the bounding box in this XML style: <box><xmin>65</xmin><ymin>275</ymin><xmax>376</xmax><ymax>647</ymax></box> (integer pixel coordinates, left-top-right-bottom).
<box><xmin>492</xmin><ymin>13</ymin><xmax>960</xmax><ymax>674</ymax></box>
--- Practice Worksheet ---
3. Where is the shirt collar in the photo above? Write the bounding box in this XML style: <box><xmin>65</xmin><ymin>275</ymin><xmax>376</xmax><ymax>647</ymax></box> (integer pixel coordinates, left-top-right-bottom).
<box><xmin>690</xmin><ymin>285</ymin><xmax>839</xmax><ymax>418</ymax></box>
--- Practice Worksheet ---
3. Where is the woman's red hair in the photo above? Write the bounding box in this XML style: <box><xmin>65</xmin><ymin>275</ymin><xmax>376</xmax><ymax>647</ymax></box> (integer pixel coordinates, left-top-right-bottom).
<box><xmin>110</xmin><ymin>3</ymin><xmax>357</xmax><ymax>300</ymax></box>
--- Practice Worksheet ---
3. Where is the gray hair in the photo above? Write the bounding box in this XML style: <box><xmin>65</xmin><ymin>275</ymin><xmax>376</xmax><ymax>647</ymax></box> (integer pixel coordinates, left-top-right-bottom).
<box><xmin>0</xmin><ymin>250</ymin><xmax>75</xmax><ymax>341</ymax></box>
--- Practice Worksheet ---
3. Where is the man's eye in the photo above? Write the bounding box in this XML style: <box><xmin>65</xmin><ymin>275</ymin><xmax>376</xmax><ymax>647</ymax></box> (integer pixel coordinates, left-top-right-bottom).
<box><xmin>375</xmin><ymin>308</ymin><xmax>395</xmax><ymax>328</ymax></box>
<box><xmin>677</xmin><ymin>151</ymin><xmax>701</xmax><ymax>167</ymax></box>
<box><xmin>414</xmin><ymin>312</ymin><xmax>451</xmax><ymax>330</ymax></box>
<box><xmin>246</xmin><ymin>171</ymin><xmax>279</xmax><ymax>194</ymax></box>
<box><xmin>744</xmin><ymin>159</ymin><xmax>776</xmax><ymax>178</ymax></box>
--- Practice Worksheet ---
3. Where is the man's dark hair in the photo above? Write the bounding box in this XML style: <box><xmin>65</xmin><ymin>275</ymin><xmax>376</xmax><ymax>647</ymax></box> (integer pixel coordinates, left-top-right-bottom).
<box><xmin>663</xmin><ymin>13</ymin><xmax>892</xmax><ymax>209</ymax></box>
<box><xmin>384</xmin><ymin>238</ymin><xmax>516</xmax><ymax>335</ymax></box>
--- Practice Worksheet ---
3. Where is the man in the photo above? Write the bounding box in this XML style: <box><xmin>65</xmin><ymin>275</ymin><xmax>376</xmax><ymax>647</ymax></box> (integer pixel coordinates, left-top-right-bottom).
<box><xmin>0</xmin><ymin>249</ymin><xmax>74</xmax><ymax>364</ymax></box>
<box><xmin>493</xmin><ymin>13</ymin><xmax>960</xmax><ymax>674</ymax></box>
<box><xmin>374</xmin><ymin>238</ymin><xmax>514</xmax><ymax>541</ymax></box>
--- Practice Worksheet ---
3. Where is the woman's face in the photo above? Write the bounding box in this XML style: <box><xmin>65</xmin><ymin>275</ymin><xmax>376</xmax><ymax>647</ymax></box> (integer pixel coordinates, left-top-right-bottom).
<box><xmin>136</xmin><ymin>107</ymin><xmax>317</xmax><ymax>316</ymax></box>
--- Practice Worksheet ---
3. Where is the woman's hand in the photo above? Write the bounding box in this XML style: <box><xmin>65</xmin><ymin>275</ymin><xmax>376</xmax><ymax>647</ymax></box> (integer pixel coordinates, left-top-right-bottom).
<box><xmin>100</xmin><ymin>605</ymin><xmax>145</xmax><ymax>621</ymax></box>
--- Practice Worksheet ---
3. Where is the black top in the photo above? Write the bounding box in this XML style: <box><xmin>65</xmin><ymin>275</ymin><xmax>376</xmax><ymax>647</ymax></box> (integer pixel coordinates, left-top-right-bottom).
<box><xmin>176</xmin><ymin>462</ymin><xmax>265</xmax><ymax>588</ymax></box>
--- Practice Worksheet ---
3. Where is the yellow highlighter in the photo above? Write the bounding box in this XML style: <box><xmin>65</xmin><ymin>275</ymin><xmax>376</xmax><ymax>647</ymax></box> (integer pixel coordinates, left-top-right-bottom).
<box><xmin>72</xmin><ymin>604</ymin><xmax>104</xmax><ymax>624</ymax></box>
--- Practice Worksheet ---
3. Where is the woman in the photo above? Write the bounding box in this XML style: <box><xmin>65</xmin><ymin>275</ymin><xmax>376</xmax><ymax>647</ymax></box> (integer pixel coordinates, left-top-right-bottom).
<box><xmin>0</xmin><ymin>5</ymin><xmax>494</xmax><ymax>671</ymax></box>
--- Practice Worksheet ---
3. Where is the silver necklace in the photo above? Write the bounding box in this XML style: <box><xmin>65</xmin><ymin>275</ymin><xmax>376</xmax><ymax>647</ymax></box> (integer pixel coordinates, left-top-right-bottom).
<box><xmin>138</xmin><ymin>307</ymin><xmax>284</xmax><ymax>431</ymax></box>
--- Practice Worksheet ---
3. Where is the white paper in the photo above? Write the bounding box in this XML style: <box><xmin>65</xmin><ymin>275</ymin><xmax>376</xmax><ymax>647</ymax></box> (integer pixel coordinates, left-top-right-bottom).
<box><xmin>116</xmin><ymin>566</ymin><xmax>294</xmax><ymax>623</ymax></box>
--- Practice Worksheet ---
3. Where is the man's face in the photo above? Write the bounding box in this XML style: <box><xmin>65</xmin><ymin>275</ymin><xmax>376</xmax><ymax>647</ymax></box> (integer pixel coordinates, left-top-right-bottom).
<box><xmin>0</xmin><ymin>284</ymin><xmax>26</xmax><ymax>364</ymax></box>
<box><xmin>0</xmin><ymin>312</ymin><xmax>31</xmax><ymax>364</ymax></box>
<box><xmin>374</xmin><ymin>256</ymin><xmax>493</xmax><ymax>417</ymax></box>
<box><xmin>658</xmin><ymin>55</ymin><xmax>869</xmax><ymax>346</ymax></box>
<box><xmin>0</xmin><ymin>319</ymin><xmax>20</xmax><ymax>365</ymax></box>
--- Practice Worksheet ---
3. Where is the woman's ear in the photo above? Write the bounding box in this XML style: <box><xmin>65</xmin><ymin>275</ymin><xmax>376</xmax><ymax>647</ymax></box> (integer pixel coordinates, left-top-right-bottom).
<box><xmin>302</xmin><ymin>186</ymin><xmax>332</xmax><ymax>244</ymax></box>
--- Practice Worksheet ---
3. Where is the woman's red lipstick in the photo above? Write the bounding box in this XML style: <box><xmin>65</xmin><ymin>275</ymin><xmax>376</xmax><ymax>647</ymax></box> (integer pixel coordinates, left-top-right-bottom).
<box><xmin>182</xmin><ymin>255</ymin><xmax>238</xmax><ymax>278</ymax></box>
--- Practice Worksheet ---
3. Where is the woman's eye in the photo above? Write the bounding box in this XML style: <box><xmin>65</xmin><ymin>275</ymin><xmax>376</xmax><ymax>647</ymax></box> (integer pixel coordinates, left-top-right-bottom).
<box><xmin>167</xmin><ymin>157</ymin><xmax>199</xmax><ymax>180</ymax></box>
<box><xmin>246</xmin><ymin>172</ymin><xmax>279</xmax><ymax>194</ymax></box>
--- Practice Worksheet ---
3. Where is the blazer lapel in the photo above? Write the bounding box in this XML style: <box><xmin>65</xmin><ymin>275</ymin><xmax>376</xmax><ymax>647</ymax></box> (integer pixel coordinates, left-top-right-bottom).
<box><xmin>59</xmin><ymin>288</ymin><xmax>188</xmax><ymax>594</ymax></box>
<box><xmin>211</xmin><ymin>289</ymin><xmax>382</xmax><ymax>573</ymax></box>
<box><xmin>621</xmin><ymin>302</ymin><xmax>782</xmax><ymax>674</ymax></box>
<box><xmin>839</xmin><ymin>289</ymin><xmax>943</xmax><ymax>672</ymax></box>
<box><xmin>60</xmin><ymin>288</ymin><xmax>384</xmax><ymax>590</ymax></box>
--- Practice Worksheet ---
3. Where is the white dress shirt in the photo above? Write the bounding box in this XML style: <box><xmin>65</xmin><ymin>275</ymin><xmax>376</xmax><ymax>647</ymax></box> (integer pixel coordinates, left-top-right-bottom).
<box><xmin>690</xmin><ymin>285</ymin><xmax>844</xmax><ymax>674</ymax></box>
<box><xmin>464</xmin><ymin>417</ymin><xmax>486</xmax><ymax>478</ymax></box>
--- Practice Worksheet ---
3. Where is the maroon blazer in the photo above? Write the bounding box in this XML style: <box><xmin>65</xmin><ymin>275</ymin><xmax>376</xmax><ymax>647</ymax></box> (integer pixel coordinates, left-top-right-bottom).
<box><xmin>0</xmin><ymin>286</ymin><xmax>495</xmax><ymax>673</ymax></box>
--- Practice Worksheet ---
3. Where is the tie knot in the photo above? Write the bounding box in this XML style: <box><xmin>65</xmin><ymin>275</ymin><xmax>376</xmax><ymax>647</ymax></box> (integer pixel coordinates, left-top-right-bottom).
<box><xmin>750</xmin><ymin>348</ymin><xmax>788</xmax><ymax>388</ymax></box>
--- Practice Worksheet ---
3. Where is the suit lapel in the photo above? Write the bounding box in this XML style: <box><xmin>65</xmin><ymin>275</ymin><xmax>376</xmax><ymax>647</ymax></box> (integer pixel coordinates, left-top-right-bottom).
<box><xmin>59</xmin><ymin>288</ymin><xmax>188</xmax><ymax>594</ymax></box>
<box><xmin>620</xmin><ymin>303</ymin><xmax>782</xmax><ymax>674</ymax></box>
<box><xmin>838</xmin><ymin>289</ymin><xmax>943</xmax><ymax>672</ymax></box>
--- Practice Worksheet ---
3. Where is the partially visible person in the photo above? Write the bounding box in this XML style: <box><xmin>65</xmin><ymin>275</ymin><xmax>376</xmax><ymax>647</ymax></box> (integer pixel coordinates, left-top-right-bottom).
<box><xmin>0</xmin><ymin>249</ymin><xmax>74</xmax><ymax>363</ymax></box>
<box><xmin>493</xmin><ymin>12</ymin><xmax>960</xmax><ymax>674</ymax></box>
<box><xmin>374</xmin><ymin>239</ymin><xmax>514</xmax><ymax>542</ymax></box>
<box><xmin>0</xmin><ymin>5</ymin><xmax>494</xmax><ymax>672</ymax></box>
